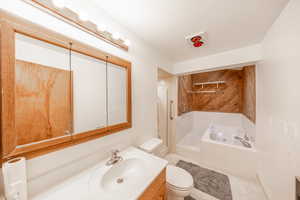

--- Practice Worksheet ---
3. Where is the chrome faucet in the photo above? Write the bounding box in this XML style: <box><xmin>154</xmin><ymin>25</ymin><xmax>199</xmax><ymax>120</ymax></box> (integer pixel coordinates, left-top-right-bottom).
<box><xmin>234</xmin><ymin>136</ymin><xmax>252</xmax><ymax>148</ymax></box>
<box><xmin>106</xmin><ymin>149</ymin><xmax>123</xmax><ymax>166</ymax></box>
<box><xmin>244</xmin><ymin>133</ymin><xmax>250</xmax><ymax>141</ymax></box>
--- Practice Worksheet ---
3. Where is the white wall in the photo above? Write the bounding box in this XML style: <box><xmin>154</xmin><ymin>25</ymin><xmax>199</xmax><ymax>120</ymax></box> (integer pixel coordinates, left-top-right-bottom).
<box><xmin>0</xmin><ymin>0</ymin><xmax>172</xmax><ymax>197</ymax></box>
<box><xmin>256</xmin><ymin>0</ymin><xmax>300</xmax><ymax>199</ymax></box>
<box><xmin>175</xmin><ymin>112</ymin><xmax>194</xmax><ymax>143</ymax></box>
<box><xmin>172</xmin><ymin>44</ymin><xmax>262</xmax><ymax>75</ymax></box>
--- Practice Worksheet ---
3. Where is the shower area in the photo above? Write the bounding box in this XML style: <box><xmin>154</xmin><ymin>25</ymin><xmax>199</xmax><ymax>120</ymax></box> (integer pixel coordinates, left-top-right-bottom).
<box><xmin>175</xmin><ymin>66</ymin><xmax>257</xmax><ymax>179</ymax></box>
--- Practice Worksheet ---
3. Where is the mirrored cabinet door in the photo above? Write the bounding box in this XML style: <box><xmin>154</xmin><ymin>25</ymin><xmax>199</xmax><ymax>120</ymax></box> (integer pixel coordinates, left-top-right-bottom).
<box><xmin>71</xmin><ymin>51</ymin><xmax>107</xmax><ymax>135</ymax></box>
<box><xmin>15</xmin><ymin>33</ymin><xmax>72</xmax><ymax>148</ymax></box>
<box><xmin>107</xmin><ymin>63</ymin><xmax>128</xmax><ymax>126</ymax></box>
<box><xmin>0</xmin><ymin>12</ymin><xmax>132</xmax><ymax>160</ymax></box>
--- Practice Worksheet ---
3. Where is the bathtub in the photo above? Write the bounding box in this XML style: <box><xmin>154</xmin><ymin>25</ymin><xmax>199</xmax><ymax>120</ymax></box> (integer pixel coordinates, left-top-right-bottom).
<box><xmin>176</xmin><ymin>112</ymin><xmax>257</xmax><ymax>180</ymax></box>
<box><xmin>202</xmin><ymin>124</ymin><xmax>254</xmax><ymax>149</ymax></box>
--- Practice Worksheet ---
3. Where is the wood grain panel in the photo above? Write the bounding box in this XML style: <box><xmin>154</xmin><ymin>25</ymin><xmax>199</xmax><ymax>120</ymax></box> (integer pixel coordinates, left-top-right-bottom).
<box><xmin>178</xmin><ymin>67</ymin><xmax>256</xmax><ymax>122</ymax></box>
<box><xmin>242</xmin><ymin>65</ymin><xmax>256</xmax><ymax>123</ymax></box>
<box><xmin>178</xmin><ymin>75</ymin><xmax>192</xmax><ymax>115</ymax></box>
<box><xmin>178</xmin><ymin>69</ymin><xmax>243</xmax><ymax>115</ymax></box>
<box><xmin>191</xmin><ymin>69</ymin><xmax>243</xmax><ymax>113</ymax></box>
<box><xmin>156</xmin><ymin>184</ymin><xmax>166</xmax><ymax>200</ymax></box>
<box><xmin>0</xmin><ymin>21</ymin><xmax>17</xmax><ymax>157</ymax></box>
<box><xmin>15</xmin><ymin>60</ymin><xmax>72</xmax><ymax>145</ymax></box>
<box><xmin>139</xmin><ymin>168</ymin><xmax>166</xmax><ymax>200</ymax></box>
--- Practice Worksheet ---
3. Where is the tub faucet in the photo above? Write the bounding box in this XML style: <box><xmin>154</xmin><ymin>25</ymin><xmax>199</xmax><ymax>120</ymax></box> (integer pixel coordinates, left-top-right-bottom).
<box><xmin>234</xmin><ymin>136</ymin><xmax>251</xmax><ymax>148</ymax></box>
<box><xmin>106</xmin><ymin>149</ymin><xmax>123</xmax><ymax>166</ymax></box>
<box><xmin>244</xmin><ymin>133</ymin><xmax>250</xmax><ymax>141</ymax></box>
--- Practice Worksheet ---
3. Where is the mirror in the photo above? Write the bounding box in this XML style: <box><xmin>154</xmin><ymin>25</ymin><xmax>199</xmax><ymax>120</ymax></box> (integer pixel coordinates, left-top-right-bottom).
<box><xmin>107</xmin><ymin>63</ymin><xmax>128</xmax><ymax>126</ymax></box>
<box><xmin>1</xmin><ymin>12</ymin><xmax>131</xmax><ymax>159</ymax></box>
<box><xmin>15</xmin><ymin>33</ymin><xmax>72</xmax><ymax>147</ymax></box>
<box><xmin>13</xmin><ymin>33</ymin><xmax>129</xmax><ymax>148</ymax></box>
<box><xmin>71</xmin><ymin>51</ymin><xmax>107</xmax><ymax>134</ymax></box>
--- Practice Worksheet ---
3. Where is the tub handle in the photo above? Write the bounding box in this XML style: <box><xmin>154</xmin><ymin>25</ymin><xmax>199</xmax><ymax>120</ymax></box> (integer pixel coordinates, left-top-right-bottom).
<box><xmin>170</xmin><ymin>100</ymin><xmax>174</xmax><ymax>120</ymax></box>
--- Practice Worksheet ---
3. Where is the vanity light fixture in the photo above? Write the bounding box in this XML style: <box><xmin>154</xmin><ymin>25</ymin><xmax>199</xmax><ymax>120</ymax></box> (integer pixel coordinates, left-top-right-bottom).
<box><xmin>112</xmin><ymin>32</ymin><xmax>121</xmax><ymax>40</ymax></box>
<box><xmin>97</xmin><ymin>24</ymin><xmax>107</xmax><ymax>32</ymax></box>
<box><xmin>78</xmin><ymin>11</ymin><xmax>89</xmax><ymax>21</ymax></box>
<box><xmin>52</xmin><ymin>0</ymin><xmax>65</xmax><ymax>8</ymax></box>
<box><xmin>46</xmin><ymin>0</ymin><xmax>130</xmax><ymax>50</ymax></box>
<box><xmin>124</xmin><ymin>39</ymin><xmax>131</xmax><ymax>46</ymax></box>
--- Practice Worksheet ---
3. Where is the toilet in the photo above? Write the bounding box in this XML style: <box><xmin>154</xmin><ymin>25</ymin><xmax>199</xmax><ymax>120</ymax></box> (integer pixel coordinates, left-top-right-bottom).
<box><xmin>139</xmin><ymin>138</ymin><xmax>194</xmax><ymax>200</ymax></box>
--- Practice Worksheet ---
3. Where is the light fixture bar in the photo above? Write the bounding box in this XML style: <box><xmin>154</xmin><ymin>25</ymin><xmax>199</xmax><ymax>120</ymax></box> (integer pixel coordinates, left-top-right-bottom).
<box><xmin>24</xmin><ymin>0</ymin><xmax>130</xmax><ymax>50</ymax></box>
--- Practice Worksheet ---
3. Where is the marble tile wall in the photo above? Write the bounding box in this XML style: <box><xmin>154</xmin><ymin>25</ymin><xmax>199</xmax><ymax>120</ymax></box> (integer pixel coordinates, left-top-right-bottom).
<box><xmin>178</xmin><ymin>66</ymin><xmax>256</xmax><ymax>124</ymax></box>
<box><xmin>242</xmin><ymin>65</ymin><xmax>256</xmax><ymax>123</ymax></box>
<box><xmin>178</xmin><ymin>75</ymin><xmax>193</xmax><ymax>115</ymax></box>
<box><xmin>178</xmin><ymin>68</ymin><xmax>243</xmax><ymax>115</ymax></box>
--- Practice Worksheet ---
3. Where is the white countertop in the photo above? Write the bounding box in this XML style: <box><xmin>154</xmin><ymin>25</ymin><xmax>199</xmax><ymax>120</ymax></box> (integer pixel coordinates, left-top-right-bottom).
<box><xmin>31</xmin><ymin>147</ymin><xmax>168</xmax><ymax>200</ymax></box>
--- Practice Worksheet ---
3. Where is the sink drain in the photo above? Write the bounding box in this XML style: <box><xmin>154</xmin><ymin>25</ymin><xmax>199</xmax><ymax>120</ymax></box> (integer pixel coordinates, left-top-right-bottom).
<box><xmin>116</xmin><ymin>178</ymin><xmax>124</xmax><ymax>184</ymax></box>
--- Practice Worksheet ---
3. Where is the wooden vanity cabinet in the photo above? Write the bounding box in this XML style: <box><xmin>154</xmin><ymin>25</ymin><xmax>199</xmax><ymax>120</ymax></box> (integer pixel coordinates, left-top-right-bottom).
<box><xmin>139</xmin><ymin>168</ymin><xmax>167</xmax><ymax>200</ymax></box>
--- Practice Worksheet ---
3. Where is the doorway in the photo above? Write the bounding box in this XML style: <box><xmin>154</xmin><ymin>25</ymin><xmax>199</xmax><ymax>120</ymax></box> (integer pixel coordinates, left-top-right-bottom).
<box><xmin>157</xmin><ymin>68</ymin><xmax>174</xmax><ymax>156</ymax></box>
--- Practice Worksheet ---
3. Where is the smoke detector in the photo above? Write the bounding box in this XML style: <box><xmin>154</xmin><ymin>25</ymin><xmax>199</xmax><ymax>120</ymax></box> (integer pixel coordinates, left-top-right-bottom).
<box><xmin>185</xmin><ymin>32</ymin><xmax>207</xmax><ymax>48</ymax></box>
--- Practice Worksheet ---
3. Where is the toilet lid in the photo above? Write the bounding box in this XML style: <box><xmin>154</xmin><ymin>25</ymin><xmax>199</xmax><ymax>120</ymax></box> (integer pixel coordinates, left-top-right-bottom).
<box><xmin>167</xmin><ymin>165</ymin><xmax>193</xmax><ymax>189</ymax></box>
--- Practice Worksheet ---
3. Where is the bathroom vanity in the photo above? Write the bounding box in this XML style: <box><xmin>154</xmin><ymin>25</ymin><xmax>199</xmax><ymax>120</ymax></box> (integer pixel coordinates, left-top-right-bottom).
<box><xmin>139</xmin><ymin>168</ymin><xmax>166</xmax><ymax>200</ymax></box>
<box><xmin>30</xmin><ymin>147</ymin><xmax>167</xmax><ymax>200</ymax></box>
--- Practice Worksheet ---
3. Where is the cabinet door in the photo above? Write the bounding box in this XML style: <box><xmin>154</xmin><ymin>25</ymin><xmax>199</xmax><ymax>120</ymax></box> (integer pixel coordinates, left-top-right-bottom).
<box><xmin>13</xmin><ymin>33</ymin><xmax>72</xmax><ymax>152</ymax></box>
<box><xmin>0</xmin><ymin>14</ymin><xmax>132</xmax><ymax>160</ymax></box>
<box><xmin>156</xmin><ymin>185</ymin><xmax>166</xmax><ymax>200</ymax></box>
<box><xmin>71</xmin><ymin>51</ymin><xmax>107</xmax><ymax>136</ymax></box>
<box><xmin>139</xmin><ymin>169</ymin><xmax>166</xmax><ymax>200</ymax></box>
<box><xmin>107</xmin><ymin>63</ymin><xmax>128</xmax><ymax>126</ymax></box>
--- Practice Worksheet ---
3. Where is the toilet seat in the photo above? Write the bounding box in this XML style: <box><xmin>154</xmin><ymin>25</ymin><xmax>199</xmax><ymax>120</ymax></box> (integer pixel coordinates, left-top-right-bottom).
<box><xmin>167</xmin><ymin>182</ymin><xmax>193</xmax><ymax>191</ymax></box>
<box><xmin>166</xmin><ymin>165</ymin><xmax>193</xmax><ymax>190</ymax></box>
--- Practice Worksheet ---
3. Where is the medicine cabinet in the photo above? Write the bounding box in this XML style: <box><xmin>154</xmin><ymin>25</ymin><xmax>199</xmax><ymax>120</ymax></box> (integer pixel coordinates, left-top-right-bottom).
<box><xmin>0</xmin><ymin>10</ymin><xmax>131</xmax><ymax>160</ymax></box>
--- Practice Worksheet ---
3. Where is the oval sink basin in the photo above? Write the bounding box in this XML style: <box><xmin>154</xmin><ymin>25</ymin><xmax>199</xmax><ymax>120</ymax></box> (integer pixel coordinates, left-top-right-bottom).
<box><xmin>101</xmin><ymin>158</ymin><xmax>145</xmax><ymax>192</ymax></box>
<box><xmin>89</xmin><ymin>158</ymin><xmax>147</xmax><ymax>199</ymax></box>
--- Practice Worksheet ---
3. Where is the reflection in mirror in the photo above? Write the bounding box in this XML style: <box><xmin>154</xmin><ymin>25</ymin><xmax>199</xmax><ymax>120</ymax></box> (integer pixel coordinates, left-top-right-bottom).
<box><xmin>15</xmin><ymin>33</ymin><xmax>72</xmax><ymax>147</ymax></box>
<box><xmin>71</xmin><ymin>51</ymin><xmax>107</xmax><ymax>134</ymax></box>
<box><xmin>107</xmin><ymin>63</ymin><xmax>127</xmax><ymax>126</ymax></box>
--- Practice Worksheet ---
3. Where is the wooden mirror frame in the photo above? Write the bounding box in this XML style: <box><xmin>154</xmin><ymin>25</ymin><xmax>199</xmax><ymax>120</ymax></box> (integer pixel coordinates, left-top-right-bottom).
<box><xmin>0</xmin><ymin>9</ymin><xmax>132</xmax><ymax>161</ymax></box>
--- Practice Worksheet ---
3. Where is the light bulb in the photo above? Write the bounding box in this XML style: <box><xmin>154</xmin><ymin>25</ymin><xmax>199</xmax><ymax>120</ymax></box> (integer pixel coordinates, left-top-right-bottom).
<box><xmin>78</xmin><ymin>12</ymin><xmax>89</xmax><ymax>21</ymax></box>
<box><xmin>52</xmin><ymin>0</ymin><xmax>65</xmax><ymax>8</ymax></box>
<box><xmin>97</xmin><ymin>24</ymin><xmax>107</xmax><ymax>32</ymax></box>
<box><xmin>112</xmin><ymin>32</ymin><xmax>121</xmax><ymax>40</ymax></box>
<box><xmin>124</xmin><ymin>39</ymin><xmax>131</xmax><ymax>46</ymax></box>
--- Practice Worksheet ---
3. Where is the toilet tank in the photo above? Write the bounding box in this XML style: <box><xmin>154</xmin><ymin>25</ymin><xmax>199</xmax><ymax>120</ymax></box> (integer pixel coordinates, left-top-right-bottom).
<box><xmin>139</xmin><ymin>138</ymin><xmax>163</xmax><ymax>155</ymax></box>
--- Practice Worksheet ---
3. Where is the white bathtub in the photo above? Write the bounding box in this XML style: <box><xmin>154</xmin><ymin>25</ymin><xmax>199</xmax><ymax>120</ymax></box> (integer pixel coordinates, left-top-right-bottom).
<box><xmin>176</xmin><ymin>112</ymin><xmax>257</xmax><ymax>180</ymax></box>
<box><xmin>202</xmin><ymin>124</ymin><xmax>254</xmax><ymax>150</ymax></box>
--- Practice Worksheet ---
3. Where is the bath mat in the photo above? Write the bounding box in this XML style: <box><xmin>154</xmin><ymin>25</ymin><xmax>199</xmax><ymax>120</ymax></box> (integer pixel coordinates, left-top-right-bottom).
<box><xmin>177</xmin><ymin>160</ymin><xmax>232</xmax><ymax>200</ymax></box>
<box><xmin>185</xmin><ymin>196</ymin><xmax>196</xmax><ymax>200</ymax></box>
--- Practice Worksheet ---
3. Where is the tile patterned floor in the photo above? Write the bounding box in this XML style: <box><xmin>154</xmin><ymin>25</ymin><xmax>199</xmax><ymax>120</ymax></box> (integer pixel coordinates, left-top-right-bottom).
<box><xmin>185</xmin><ymin>196</ymin><xmax>196</xmax><ymax>200</ymax></box>
<box><xmin>177</xmin><ymin>160</ymin><xmax>232</xmax><ymax>200</ymax></box>
<box><xmin>165</xmin><ymin>154</ymin><xmax>267</xmax><ymax>200</ymax></box>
